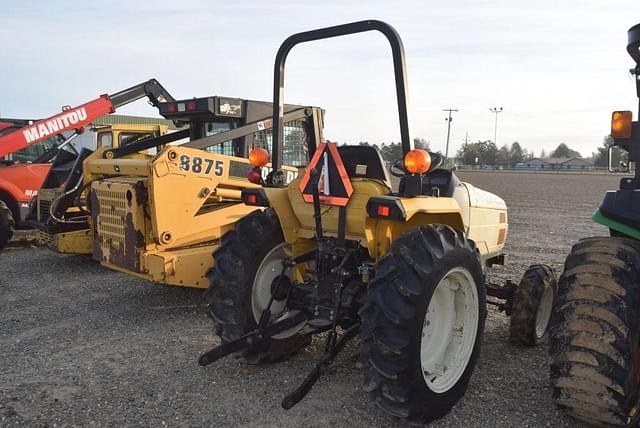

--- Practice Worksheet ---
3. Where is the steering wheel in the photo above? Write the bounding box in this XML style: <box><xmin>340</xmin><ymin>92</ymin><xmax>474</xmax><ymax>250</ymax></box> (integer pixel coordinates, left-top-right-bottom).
<box><xmin>389</xmin><ymin>151</ymin><xmax>444</xmax><ymax>177</ymax></box>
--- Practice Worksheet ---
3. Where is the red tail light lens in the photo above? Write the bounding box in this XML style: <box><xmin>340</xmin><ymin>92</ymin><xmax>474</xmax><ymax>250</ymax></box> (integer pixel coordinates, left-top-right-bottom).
<box><xmin>248</xmin><ymin>169</ymin><xmax>262</xmax><ymax>184</ymax></box>
<box><xmin>377</xmin><ymin>205</ymin><xmax>390</xmax><ymax>217</ymax></box>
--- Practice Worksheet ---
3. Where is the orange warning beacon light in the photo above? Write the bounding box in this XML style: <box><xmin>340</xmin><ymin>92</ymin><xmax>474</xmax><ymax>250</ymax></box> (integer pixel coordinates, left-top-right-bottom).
<box><xmin>611</xmin><ymin>111</ymin><xmax>633</xmax><ymax>139</ymax></box>
<box><xmin>249</xmin><ymin>147</ymin><xmax>270</xmax><ymax>167</ymax></box>
<box><xmin>404</xmin><ymin>149</ymin><xmax>432</xmax><ymax>174</ymax></box>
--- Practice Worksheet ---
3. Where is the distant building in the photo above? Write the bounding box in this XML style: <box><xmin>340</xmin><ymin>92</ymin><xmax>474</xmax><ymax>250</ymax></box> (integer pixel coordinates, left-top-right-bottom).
<box><xmin>516</xmin><ymin>157</ymin><xmax>593</xmax><ymax>171</ymax></box>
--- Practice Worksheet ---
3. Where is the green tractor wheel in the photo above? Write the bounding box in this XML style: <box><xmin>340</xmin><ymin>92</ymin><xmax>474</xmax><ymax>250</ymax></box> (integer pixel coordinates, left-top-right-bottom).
<box><xmin>0</xmin><ymin>200</ymin><xmax>14</xmax><ymax>250</ymax></box>
<box><xmin>205</xmin><ymin>209</ymin><xmax>309</xmax><ymax>363</ymax></box>
<box><xmin>359</xmin><ymin>224</ymin><xmax>486</xmax><ymax>424</ymax></box>
<box><xmin>550</xmin><ymin>237</ymin><xmax>640</xmax><ymax>427</ymax></box>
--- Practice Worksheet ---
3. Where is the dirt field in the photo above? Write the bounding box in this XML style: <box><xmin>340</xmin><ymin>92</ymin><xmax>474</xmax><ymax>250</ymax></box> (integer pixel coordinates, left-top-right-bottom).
<box><xmin>0</xmin><ymin>172</ymin><xmax>620</xmax><ymax>427</ymax></box>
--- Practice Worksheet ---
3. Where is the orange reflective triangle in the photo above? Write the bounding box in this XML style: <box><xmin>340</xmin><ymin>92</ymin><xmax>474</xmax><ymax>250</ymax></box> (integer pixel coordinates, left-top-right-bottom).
<box><xmin>299</xmin><ymin>142</ymin><xmax>353</xmax><ymax>207</ymax></box>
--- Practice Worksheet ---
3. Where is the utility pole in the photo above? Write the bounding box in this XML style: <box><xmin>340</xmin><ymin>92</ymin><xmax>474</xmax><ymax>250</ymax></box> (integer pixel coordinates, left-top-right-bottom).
<box><xmin>443</xmin><ymin>108</ymin><xmax>458</xmax><ymax>161</ymax></box>
<box><xmin>490</xmin><ymin>107</ymin><xmax>503</xmax><ymax>145</ymax></box>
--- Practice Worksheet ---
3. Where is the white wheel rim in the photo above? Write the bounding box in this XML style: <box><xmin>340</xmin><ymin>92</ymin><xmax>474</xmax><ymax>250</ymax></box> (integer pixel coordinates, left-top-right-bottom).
<box><xmin>251</xmin><ymin>243</ymin><xmax>304</xmax><ymax>339</ymax></box>
<box><xmin>535</xmin><ymin>283</ymin><xmax>554</xmax><ymax>339</ymax></box>
<box><xmin>420</xmin><ymin>267</ymin><xmax>479</xmax><ymax>394</ymax></box>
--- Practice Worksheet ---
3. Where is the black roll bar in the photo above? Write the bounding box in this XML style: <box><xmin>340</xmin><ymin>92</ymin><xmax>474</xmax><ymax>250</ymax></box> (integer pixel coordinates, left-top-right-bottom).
<box><xmin>628</xmin><ymin>23</ymin><xmax>640</xmax><ymax>108</ymax></box>
<box><xmin>271</xmin><ymin>20</ymin><xmax>413</xmax><ymax>172</ymax></box>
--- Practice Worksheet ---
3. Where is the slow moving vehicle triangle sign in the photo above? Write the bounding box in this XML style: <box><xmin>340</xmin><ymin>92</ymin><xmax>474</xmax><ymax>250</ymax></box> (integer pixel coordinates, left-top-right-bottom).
<box><xmin>299</xmin><ymin>142</ymin><xmax>353</xmax><ymax>207</ymax></box>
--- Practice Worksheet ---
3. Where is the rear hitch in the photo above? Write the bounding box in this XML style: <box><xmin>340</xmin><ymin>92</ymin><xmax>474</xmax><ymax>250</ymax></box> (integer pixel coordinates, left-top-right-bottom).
<box><xmin>199</xmin><ymin>250</ymin><xmax>316</xmax><ymax>366</ymax></box>
<box><xmin>198</xmin><ymin>311</ymin><xmax>308</xmax><ymax>366</ymax></box>
<box><xmin>281</xmin><ymin>322</ymin><xmax>360</xmax><ymax>409</ymax></box>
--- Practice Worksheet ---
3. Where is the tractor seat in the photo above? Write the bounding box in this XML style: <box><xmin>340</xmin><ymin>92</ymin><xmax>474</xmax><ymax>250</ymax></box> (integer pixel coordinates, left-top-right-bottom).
<box><xmin>337</xmin><ymin>145</ymin><xmax>392</xmax><ymax>189</ymax></box>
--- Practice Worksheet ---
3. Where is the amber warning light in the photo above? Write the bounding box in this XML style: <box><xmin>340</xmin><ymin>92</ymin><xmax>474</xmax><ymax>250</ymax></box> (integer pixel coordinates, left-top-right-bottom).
<box><xmin>611</xmin><ymin>111</ymin><xmax>633</xmax><ymax>139</ymax></box>
<box><xmin>404</xmin><ymin>149</ymin><xmax>432</xmax><ymax>174</ymax></box>
<box><xmin>249</xmin><ymin>148</ymin><xmax>269</xmax><ymax>167</ymax></box>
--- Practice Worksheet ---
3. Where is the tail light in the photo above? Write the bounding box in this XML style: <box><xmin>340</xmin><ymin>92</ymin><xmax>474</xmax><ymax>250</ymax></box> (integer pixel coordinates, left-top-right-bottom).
<box><xmin>242</xmin><ymin>189</ymin><xmax>269</xmax><ymax>206</ymax></box>
<box><xmin>366</xmin><ymin>197</ymin><xmax>405</xmax><ymax>220</ymax></box>
<box><xmin>248</xmin><ymin>168</ymin><xmax>263</xmax><ymax>184</ymax></box>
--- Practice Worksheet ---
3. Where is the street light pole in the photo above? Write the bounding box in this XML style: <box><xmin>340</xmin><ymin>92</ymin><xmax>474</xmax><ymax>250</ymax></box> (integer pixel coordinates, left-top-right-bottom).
<box><xmin>443</xmin><ymin>108</ymin><xmax>458</xmax><ymax>161</ymax></box>
<box><xmin>489</xmin><ymin>107</ymin><xmax>503</xmax><ymax>145</ymax></box>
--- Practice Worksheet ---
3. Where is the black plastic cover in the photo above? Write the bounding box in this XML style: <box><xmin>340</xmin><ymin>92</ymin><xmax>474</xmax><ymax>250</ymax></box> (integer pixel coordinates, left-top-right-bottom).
<box><xmin>600</xmin><ymin>188</ymin><xmax>640</xmax><ymax>229</ymax></box>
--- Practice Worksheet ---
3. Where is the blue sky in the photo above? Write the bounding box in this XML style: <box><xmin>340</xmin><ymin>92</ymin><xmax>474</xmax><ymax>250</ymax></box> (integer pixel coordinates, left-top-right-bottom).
<box><xmin>1</xmin><ymin>0</ymin><xmax>640</xmax><ymax>157</ymax></box>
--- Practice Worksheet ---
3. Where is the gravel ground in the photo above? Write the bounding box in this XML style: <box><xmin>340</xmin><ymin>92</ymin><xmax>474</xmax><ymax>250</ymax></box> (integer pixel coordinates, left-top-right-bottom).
<box><xmin>0</xmin><ymin>171</ymin><xmax>621</xmax><ymax>427</ymax></box>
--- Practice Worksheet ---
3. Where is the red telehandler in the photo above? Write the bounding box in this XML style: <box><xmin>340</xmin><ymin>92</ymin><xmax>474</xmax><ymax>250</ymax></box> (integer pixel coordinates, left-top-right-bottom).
<box><xmin>0</xmin><ymin>79</ymin><xmax>176</xmax><ymax>250</ymax></box>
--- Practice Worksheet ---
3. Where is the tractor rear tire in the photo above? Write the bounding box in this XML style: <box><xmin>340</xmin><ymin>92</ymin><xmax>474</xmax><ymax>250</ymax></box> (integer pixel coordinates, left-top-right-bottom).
<box><xmin>205</xmin><ymin>209</ymin><xmax>309</xmax><ymax>364</ymax></box>
<box><xmin>549</xmin><ymin>237</ymin><xmax>640</xmax><ymax>427</ymax></box>
<box><xmin>359</xmin><ymin>224</ymin><xmax>486</xmax><ymax>424</ymax></box>
<box><xmin>509</xmin><ymin>264</ymin><xmax>557</xmax><ymax>346</ymax></box>
<box><xmin>0</xmin><ymin>200</ymin><xmax>14</xmax><ymax>250</ymax></box>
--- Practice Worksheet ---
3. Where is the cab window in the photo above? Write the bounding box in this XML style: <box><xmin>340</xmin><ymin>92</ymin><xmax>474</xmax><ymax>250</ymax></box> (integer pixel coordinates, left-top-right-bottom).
<box><xmin>7</xmin><ymin>137</ymin><xmax>59</xmax><ymax>163</ymax></box>
<box><xmin>251</xmin><ymin>120</ymin><xmax>308</xmax><ymax>167</ymax></box>
<box><xmin>119</xmin><ymin>132</ymin><xmax>157</xmax><ymax>146</ymax></box>
<box><xmin>202</xmin><ymin>122</ymin><xmax>235</xmax><ymax>156</ymax></box>
<box><xmin>97</xmin><ymin>132</ymin><xmax>112</xmax><ymax>149</ymax></box>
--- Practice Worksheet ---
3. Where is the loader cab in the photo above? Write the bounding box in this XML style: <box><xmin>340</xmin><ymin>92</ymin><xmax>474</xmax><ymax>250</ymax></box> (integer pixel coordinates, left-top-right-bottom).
<box><xmin>95</xmin><ymin>123</ymin><xmax>169</xmax><ymax>150</ymax></box>
<box><xmin>160</xmin><ymin>96</ymin><xmax>313</xmax><ymax>166</ymax></box>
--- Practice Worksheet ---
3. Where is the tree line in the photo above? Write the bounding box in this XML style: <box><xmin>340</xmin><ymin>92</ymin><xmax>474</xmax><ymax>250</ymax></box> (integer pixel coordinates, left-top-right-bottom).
<box><xmin>456</xmin><ymin>141</ymin><xmax>586</xmax><ymax>167</ymax></box>
<box><xmin>356</xmin><ymin>138</ymin><xmax>604</xmax><ymax>167</ymax></box>
<box><xmin>358</xmin><ymin>138</ymin><xmax>431</xmax><ymax>162</ymax></box>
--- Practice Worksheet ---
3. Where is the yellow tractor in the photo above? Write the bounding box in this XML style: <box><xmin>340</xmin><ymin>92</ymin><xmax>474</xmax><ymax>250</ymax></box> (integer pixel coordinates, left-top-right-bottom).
<box><xmin>35</xmin><ymin>121</ymin><xmax>170</xmax><ymax>253</ymax></box>
<box><xmin>199</xmin><ymin>20</ymin><xmax>557</xmax><ymax>423</ymax></box>
<box><xmin>36</xmin><ymin>95</ymin><xmax>323</xmax><ymax>289</ymax></box>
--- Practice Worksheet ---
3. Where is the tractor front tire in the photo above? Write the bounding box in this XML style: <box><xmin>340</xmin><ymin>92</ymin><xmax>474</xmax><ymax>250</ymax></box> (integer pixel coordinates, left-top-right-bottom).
<box><xmin>509</xmin><ymin>264</ymin><xmax>557</xmax><ymax>346</ymax></box>
<box><xmin>360</xmin><ymin>224</ymin><xmax>486</xmax><ymax>424</ymax></box>
<box><xmin>0</xmin><ymin>200</ymin><xmax>14</xmax><ymax>250</ymax></box>
<box><xmin>205</xmin><ymin>209</ymin><xmax>309</xmax><ymax>364</ymax></box>
<box><xmin>550</xmin><ymin>237</ymin><xmax>640</xmax><ymax>427</ymax></box>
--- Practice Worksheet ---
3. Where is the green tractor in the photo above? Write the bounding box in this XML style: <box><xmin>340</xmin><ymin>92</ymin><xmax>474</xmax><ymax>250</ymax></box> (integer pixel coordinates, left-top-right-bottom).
<box><xmin>549</xmin><ymin>23</ymin><xmax>640</xmax><ymax>427</ymax></box>
<box><xmin>199</xmin><ymin>20</ymin><xmax>557</xmax><ymax>424</ymax></box>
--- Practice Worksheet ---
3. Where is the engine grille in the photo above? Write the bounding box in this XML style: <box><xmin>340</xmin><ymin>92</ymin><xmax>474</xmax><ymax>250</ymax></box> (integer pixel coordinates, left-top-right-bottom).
<box><xmin>38</xmin><ymin>199</ymin><xmax>51</xmax><ymax>223</ymax></box>
<box><xmin>39</xmin><ymin>230</ymin><xmax>54</xmax><ymax>248</ymax></box>
<box><xmin>94</xmin><ymin>189</ymin><xmax>127</xmax><ymax>250</ymax></box>
<box><xmin>91</xmin><ymin>177</ymin><xmax>147</xmax><ymax>273</ymax></box>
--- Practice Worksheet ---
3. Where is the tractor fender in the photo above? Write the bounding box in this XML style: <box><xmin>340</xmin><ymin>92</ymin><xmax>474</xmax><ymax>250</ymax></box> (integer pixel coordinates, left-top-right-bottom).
<box><xmin>364</xmin><ymin>196</ymin><xmax>465</xmax><ymax>260</ymax></box>
<box><xmin>260</xmin><ymin>187</ymin><xmax>301</xmax><ymax>244</ymax></box>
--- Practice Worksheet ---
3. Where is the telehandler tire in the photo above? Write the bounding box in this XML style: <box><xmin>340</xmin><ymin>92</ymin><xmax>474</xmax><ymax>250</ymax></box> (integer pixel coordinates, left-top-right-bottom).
<box><xmin>549</xmin><ymin>237</ymin><xmax>640</xmax><ymax>427</ymax></box>
<box><xmin>205</xmin><ymin>209</ymin><xmax>309</xmax><ymax>364</ymax></box>
<box><xmin>360</xmin><ymin>224</ymin><xmax>486</xmax><ymax>424</ymax></box>
<box><xmin>0</xmin><ymin>200</ymin><xmax>14</xmax><ymax>250</ymax></box>
<box><xmin>509</xmin><ymin>264</ymin><xmax>557</xmax><ymax>346</ymax></box>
